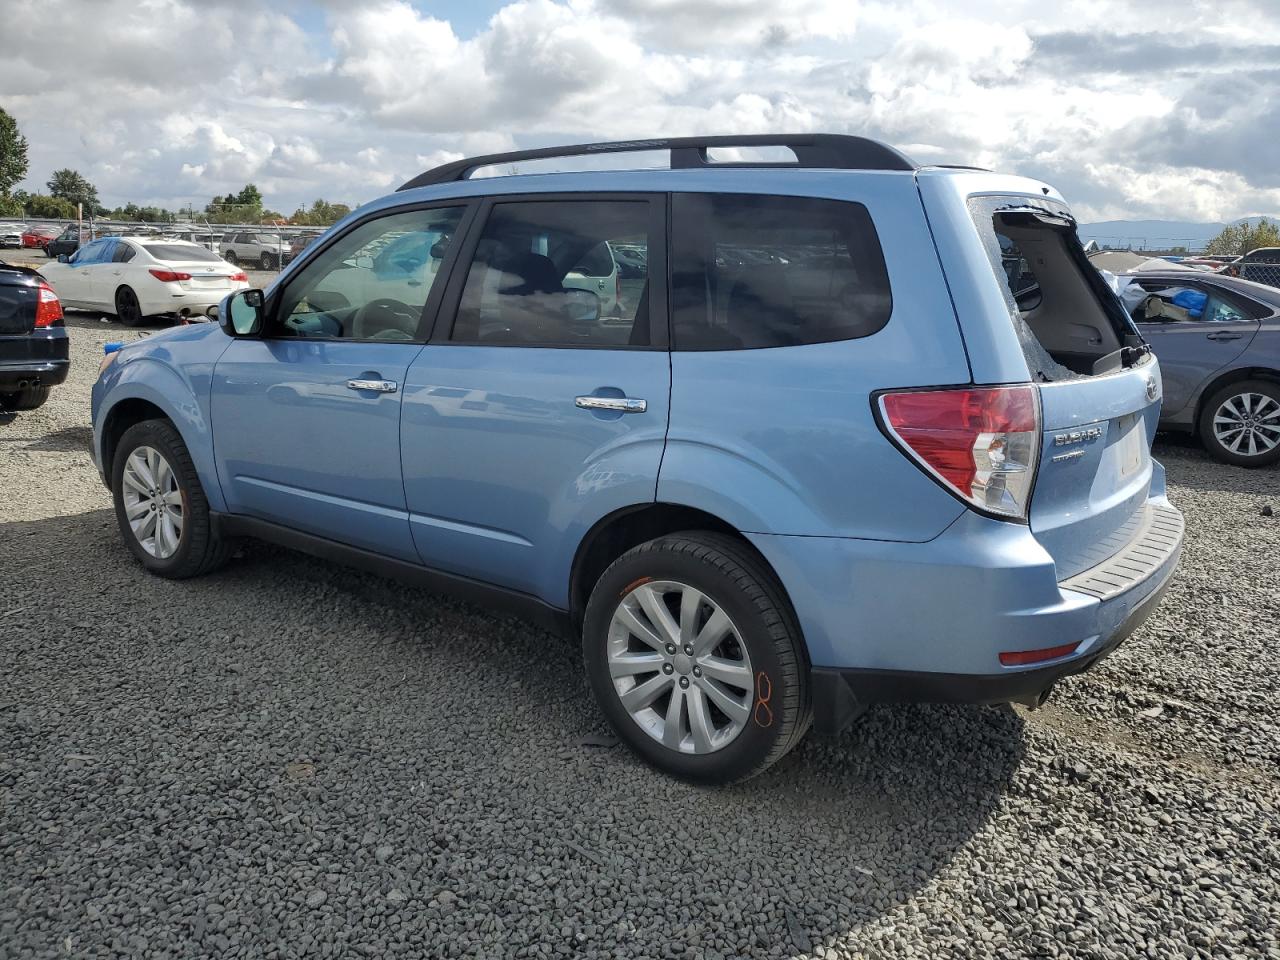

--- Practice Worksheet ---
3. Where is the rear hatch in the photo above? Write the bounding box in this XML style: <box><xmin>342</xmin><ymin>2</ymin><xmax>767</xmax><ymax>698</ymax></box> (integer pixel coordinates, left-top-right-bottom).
<box><xmin>967</xmin><ymin>196</ymin><xmax>1162</xmax><ymax>580</ymax></box>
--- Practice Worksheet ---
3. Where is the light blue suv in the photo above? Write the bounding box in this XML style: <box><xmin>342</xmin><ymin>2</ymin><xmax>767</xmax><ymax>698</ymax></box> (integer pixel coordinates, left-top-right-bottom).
<box><xmin>91</xmin><ymin>136</ymin><xmax>1183</xmax><ymax>783</ymax></box>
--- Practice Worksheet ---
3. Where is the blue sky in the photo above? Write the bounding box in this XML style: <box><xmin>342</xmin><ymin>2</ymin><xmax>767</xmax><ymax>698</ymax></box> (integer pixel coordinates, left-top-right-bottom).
<box><xmin>3</xmin><ymin>0</ymin><xmax>1280</xmax><ymax>222</ymax></box>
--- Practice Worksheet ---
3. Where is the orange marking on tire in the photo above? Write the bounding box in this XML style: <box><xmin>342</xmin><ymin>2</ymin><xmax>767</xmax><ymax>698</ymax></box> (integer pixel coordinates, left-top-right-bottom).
<box><xmin>620</xmin><ymin>576</ymin><xmax>653</xmax><ymax>598</ymax></box>
<box><xmin>754</xmin><ymin>671</ymin><xmax>774</xmax><ymax>728</ymax></box>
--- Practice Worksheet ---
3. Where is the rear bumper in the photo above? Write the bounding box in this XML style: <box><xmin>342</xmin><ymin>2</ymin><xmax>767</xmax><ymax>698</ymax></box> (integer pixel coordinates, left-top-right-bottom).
<box><xmin>747</xmin><ymin>482</ymin><xmax>1183</xmax><ymax>734</ymax></box>
<box><xmin>809</xmin><ymin>559</ymin><xmax>1176</xmax><ymax>732</ymax></box>
<box><xmin>0</xmin><ymin>330</ymin><xmax>71</xmax><ymax>389</ymax></box>
<box><xmin>139</xmin><ymin>289</ymin><xmax>240</xmax><ymax>316</ymax></box>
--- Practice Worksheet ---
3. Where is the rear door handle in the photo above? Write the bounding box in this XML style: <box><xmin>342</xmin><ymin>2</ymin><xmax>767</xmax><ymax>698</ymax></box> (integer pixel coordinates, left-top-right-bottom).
<box><xmin>575</xmin><ymin>396</ymin><xmax>646</xmax><ymax>413</ymax></box>
<box><xmin>1206</xmin><ymin>331</ymin><xmax>1242</xmax><ymax>341</ymax></box>
<box><xmin>346</xmin><ymin>379</ymin><xmax>398</xmax><ymax>393</ymax></box>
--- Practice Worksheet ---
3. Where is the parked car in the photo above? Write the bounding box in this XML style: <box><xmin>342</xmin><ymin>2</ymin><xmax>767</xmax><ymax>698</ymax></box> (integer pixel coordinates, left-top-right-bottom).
<box><xmin>21</xmin><ymin>226</ymin><xmax>59</xmax><ymax>252</ymax></box>
<box><xmin>0</xmin><ymin>222</ymin><xmax>25</xmax><ymax>248</ymax></box>
<box><xmin>39</xmin><ymin>237</ymin><xmax>248</xmax><ymax>326</ymax></box>
<box><xmin>44</xmin><ymin>225</ymin><xmax>85</xmax><ymax>259</ymax></box>
<box><xmin>562</xmin><ymin>240</ymin><xmax>621</xmax><ymax>319</ymax></box>
<box><xmin>1117</xmin><ymin>271</ymin><xmax>1280</xmax><ymax>465</ymax></box>
<box><xmin>289</xmin><ymin>234</ymin><xmax>320</xmax><ymax>259</ymax></box>
<box><xmin>220</xmin><ymin>232</ymin><xmax>291</xmax><ymax>270</ymax></box>
<box><xmin>0</xmin><ymin>263</ymin><xmax>68</xmax><ymax>410</ymax></box>
<box><xmin>91</xmin><ymin>135</ymin><xmax>1183</xmax><ymax>783</ymax></box>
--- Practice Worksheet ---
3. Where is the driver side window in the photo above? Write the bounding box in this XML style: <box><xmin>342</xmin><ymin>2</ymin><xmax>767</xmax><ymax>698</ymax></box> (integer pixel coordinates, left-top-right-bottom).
<box><xmin>273</xmin><ymin>206</ymin><xmax>465</xmax><ymax>341</ymax></box>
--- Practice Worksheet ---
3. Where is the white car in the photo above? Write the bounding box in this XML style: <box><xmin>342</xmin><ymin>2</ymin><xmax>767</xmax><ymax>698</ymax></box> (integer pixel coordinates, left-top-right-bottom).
<box><xmin>220</xmin><ymin>231</ymin><xmax>291</xmax><ymax>270</ymax></box>
<box><xmin>38</xmin><ymin>237</ymin><xmax>248</xmax><ymax>326</ymax></box>
<box><xmin>0</xmin><ymin>222</ymin><xmax>25</xmax><ymax>248</ymax></box>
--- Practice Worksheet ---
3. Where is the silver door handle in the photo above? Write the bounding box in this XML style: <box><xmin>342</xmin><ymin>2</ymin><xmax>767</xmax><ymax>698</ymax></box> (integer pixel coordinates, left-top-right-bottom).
<box><xmin>347</xmin><ymin>379</ymin><xmax>398</xmax><ymax>393</ymax></box>
<box><xmin>575</xmin><ymin>396</ymin><xmax>646</xmax><ymax>413</ymax></box>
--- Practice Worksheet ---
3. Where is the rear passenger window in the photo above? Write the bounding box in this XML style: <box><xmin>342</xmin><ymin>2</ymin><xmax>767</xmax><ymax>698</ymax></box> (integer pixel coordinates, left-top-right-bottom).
<box><xmin>450</xmin><ymin>200</ymin><xmax>651</xmax><ymax>347</ymax></box>
<box><xmin>670</xmin><ymin>193</ymin><xmax>891</xmax><ymax>350</ymax></box>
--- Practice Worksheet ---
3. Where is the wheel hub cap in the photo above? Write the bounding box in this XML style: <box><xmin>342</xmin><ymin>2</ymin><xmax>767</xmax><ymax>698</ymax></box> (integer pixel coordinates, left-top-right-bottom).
<box><xmin>1213</xmin><ymin>391</ymin><xmax>1280</xmax><ymax>457</ymax></box>
<box><xmin>606</xmin><ymin>580</ymin><xmax>754</xmax><ymax>755</ymax></box>
<box><xmin>120</xmin><ymin>445</ymin><xmax>184</xmax><ymax>559</ymax></box>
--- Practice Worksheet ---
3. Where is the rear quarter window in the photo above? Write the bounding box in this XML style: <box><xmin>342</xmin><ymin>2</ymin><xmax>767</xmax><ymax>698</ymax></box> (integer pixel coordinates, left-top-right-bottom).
<box><xmin>670</xmin><ymin>193</ymin><xmax>892</xmax><ymax>350</ymax></box>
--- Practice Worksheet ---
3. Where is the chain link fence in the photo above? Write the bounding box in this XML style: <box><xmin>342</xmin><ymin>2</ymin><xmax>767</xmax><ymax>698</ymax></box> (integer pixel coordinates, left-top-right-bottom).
<box><xmin>1235</xmin><ymin>260</ymin><xmax>1280</xmax><ymax>289</ymax></box>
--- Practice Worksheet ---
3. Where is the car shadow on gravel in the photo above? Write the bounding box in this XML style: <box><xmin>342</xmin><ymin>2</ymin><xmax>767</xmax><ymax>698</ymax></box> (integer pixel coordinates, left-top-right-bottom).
<box><xmin>2</xmin><ymin>422</ymin><xmax>93</xmax><ymax>451</ymax></box>
<box><xmin>2</xmin><ymin>508</ymin><xmax>1029</xmax><ymax>956</ymax></box>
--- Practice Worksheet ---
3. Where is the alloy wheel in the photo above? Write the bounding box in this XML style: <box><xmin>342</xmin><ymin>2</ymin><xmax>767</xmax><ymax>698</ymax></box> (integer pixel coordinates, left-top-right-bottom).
<box><xmin>607</xmin><ymin>580</ymin><xmax>754</xmax><ymax>754</ymax></box>
<box><xmin>120</xmin><ymin>445</ymin><xmax>185</xmax><ymax>559</ymax></box>
<box><xmin>1212</xmin><ymin>391</ymin><xmax>1280</xmax><ymax>457</ymax></box>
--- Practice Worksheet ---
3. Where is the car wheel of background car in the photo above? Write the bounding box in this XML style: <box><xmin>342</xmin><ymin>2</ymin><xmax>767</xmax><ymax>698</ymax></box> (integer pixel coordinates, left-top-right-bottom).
<box><xmin>260</xmin><ymin>253</ymin><xmax>273</xmax><ymax>271</ymax></box>
<box><xmin>1198</xmin><ymin>379</ymin><xmax>1280</xmax><ymax>467</ymax></box>
<box><xmin>224</xmin><ymin>251</ymin><xmax>238</xmax><ymax>265</ymax></box>
<box><xmin>114</xmin><ymin>286</ymin><xmax>144</xmax><ymax>327</ymax></box>
<box><xmin>111</xmin><ymin>419</ymin><xmax>233</xmax><ymax>579</ymax></box>
<box><xmin>582</xmin><ymin>531</ymin><xmax>811</xmax><ymax>785</ymax></box>
<box><xmin>0</xmin><ymin>385</ymin><xmax>52</xmax><ymax>410</ymax></box>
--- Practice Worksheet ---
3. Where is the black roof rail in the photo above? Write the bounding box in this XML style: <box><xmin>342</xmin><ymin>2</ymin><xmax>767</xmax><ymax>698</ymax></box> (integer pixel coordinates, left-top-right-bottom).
<box><xmin>398</xmin><ymin>134</ymin><xmax>917</xmax><ymax>191</ymax></box>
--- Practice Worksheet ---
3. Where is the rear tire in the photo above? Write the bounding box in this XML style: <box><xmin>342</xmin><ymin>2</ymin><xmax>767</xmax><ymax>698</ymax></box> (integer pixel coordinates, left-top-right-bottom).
<box><xmin>111</xmin><ymin>419</ymin><xmax>232</xmax><ymax>579</ymax></box>
<box><xmin>0</xmin><ymin>385</ymin><xmax>52</xmax><ymax>410</ymax></box>
<box><xmin>582</xmin><ymin>531</ymin><xmax>810</xmax><ymax>784</ymax></box>
<box><xmin>115</xmin><ymin>286</ymin><xmax>144</xmax><ymax>327</ymax></box>
<box><xmin>1198</xmin><ymin>379</ymin><xmax>1280</xmax><ymax>467</ymax></box>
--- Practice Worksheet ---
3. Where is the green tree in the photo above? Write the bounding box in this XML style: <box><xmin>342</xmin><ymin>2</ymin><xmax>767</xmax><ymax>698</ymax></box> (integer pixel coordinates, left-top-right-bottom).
<box><xmin>46</xmin><ymin>168</ymin><xmax>99</xmax><ymax>211</ymax></box>
<box><xmin>24</xmin><ymin>193</ymin><xmax>77</xmax><ymax>218</ymax></box>
<box><xmin>204</xmin><ymin>185</ymin><xmax>267</xmax><ymax>224</ymax></box>
<box><xmin>235</xmin><ymin>183</ymin><xmax>263</xmax><ymax>208</ymax></box>
<box><xmin>1205</xmin><ymin>218</ymin><xmax>1280</xmax><ymax>256</ymax></box>
<box><xmin>0</xmin><ymin>195</ymin><xmax>22</xmax><ymax>217</ymax></box>
<box><xmin>0</xmin><ymin>108</ymin><xmax>28</xmax><ymax>198</ymax></box>
<box><xmin>289</xmin><ymin>199</ymin><xmax>352</xmax><ymax>226</ymax></box>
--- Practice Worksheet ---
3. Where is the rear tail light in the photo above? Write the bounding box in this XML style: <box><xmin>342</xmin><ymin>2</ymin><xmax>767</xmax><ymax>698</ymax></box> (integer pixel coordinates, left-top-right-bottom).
<box><xmin>34</xmin><ymin>283</ymin><xmax>64</xmax><ymax>328</ymax></box>
<box><xmin>229</xmin><ymin>271</ymin><xmax>248</xmax><ymax>282</ymax></box>
<box><xmin>879</xmin><ymin>385</ymin><xmax>1040</xmax><ymax>521</ymax></box>
<box><xmin>149</xmin><ymin>268</ymin><xmax>192</xmax><ymax>282</ymax></box>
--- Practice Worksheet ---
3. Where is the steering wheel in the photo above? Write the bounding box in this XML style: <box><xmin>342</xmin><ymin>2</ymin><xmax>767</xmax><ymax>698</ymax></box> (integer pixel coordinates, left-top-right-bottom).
<box><xmin>353</xmin><ymin>298</ymin><xmax>421</xmax><ymax>340</ymax></box>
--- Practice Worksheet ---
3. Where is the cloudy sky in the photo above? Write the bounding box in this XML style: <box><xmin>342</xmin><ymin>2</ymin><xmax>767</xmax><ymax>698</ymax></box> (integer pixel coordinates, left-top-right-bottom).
<box><xmin>3</xmin><ymin>0</ymin><xmax>1279</xmax><ymax>222</ymax></box>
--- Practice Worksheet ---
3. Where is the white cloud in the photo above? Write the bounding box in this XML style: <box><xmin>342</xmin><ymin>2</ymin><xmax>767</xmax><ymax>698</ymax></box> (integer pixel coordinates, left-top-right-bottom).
<box><xmin>1</xmin><ymin>0</ymin><xmax>1279</xmax><ymax>222</ymax></box>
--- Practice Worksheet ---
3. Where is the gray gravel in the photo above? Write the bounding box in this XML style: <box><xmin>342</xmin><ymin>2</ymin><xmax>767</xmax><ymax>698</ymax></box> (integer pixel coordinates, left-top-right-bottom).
<box><xmin>2</xmin><ymin>312</ymin><xmax>1279</xmax><ymax>959</ymax></box>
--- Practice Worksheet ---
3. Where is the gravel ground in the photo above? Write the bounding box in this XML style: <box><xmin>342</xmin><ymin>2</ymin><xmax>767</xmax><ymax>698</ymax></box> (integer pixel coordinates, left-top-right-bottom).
<box><xmin>2</xmin><ymin>313</ymin><xmax>1278</xmax><ymax>960</ymax></box>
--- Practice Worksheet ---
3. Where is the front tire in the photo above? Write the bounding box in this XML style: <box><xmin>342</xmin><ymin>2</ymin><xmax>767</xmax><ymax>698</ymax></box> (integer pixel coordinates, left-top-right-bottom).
<box><xmin>114</xmin><ymin>286</ymin><xmax>144</xmax><ymax>327</ymax></box>
<box><xmin>260</xmin><ymin>253</ymin><xmax>274</xmax><ymax>271</ymax></box>
<box><xmin>583</xmin><ymin>532</ymin><xmax>810</xmax><ymax>784</ymax></box>
<box><xmin>111</xmin><ymin>420</ymin><xmax>232</xmax><ymax>578</ymax></box>
<box><xmin>1198</xmin><ymin>380</ymin><xmax>1280</xmax><ymax>467</ymax></box>
<box><xmin>0</xmin><ymin>385</ymin><xmax>51</xmax><ymax>410</ymax></box>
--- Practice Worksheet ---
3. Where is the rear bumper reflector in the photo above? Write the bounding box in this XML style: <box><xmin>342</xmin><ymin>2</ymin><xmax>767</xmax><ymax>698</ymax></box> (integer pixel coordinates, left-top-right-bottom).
<box><xmin>998</xmin><ymin>642</ymin><xmax>1081</xmax><ymax>667</ymax></box>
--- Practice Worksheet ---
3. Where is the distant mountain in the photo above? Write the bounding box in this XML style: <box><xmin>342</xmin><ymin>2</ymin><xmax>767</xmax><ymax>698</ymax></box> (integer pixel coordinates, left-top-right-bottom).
<box><xmin>1078</xmin><ymin>216</ymin><xmax>1278</xmax><ymax>251</ymax></box>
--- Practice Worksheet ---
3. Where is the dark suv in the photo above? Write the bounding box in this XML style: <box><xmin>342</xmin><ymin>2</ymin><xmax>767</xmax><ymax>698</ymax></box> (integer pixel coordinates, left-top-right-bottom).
<box><xmin>0</xmin><ymin>264</ymin><xmax>69</xmax><ymax>410</ymax></box>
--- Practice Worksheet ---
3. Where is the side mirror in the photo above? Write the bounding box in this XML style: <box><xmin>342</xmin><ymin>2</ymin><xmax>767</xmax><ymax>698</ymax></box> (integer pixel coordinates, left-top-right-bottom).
<box><xmin>220</xmin><ymin>289</ymin><xmax>265</xmax><ymax>337</ymax></box>
<box><xmin>58</xmin><ymin>254</ymin><xmax>70</xmax><ymax>263</ymax></box>
<box><xmin>429</xmin><ymin>239</ymin><xmax>449</xmax><ymax>259</ymax></box>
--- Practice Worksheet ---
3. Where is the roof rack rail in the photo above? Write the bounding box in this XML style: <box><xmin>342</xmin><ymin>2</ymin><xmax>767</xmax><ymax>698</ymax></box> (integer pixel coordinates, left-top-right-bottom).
<box><xmin>398</xmin><ymin>134</ymin><xmax>917</xmax><ymax>191</ymax></box>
